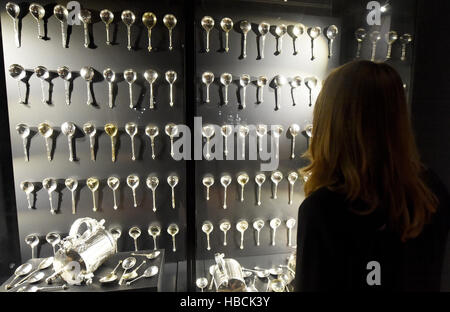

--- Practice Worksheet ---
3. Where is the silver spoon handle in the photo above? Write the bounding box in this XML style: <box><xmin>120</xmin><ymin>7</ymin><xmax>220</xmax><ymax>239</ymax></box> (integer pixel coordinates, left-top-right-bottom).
<box><xmin>257</xmin><ymin>186</ymin><xmax>262</xmax><ymax>206</ymax></box>
<box><xmin>106</xmin><ymin>24</ymin><xmax>110</xmax><ymax>45</ymax></box>
<box><xmin>37</xmin><ymin>20</ymin><xmax>42</xmax><ymax>38</ymax></box>
<box><xmin>208</xmin><ymin>274</ymin><xmax>215</xmax><ymax>290</ymax></box>
<box><xmin>206</xmin><ymin>84</ymin><xmax>210</xmax><ymax>103</ymax></box>
<box><xmin>40</xmin><ymin>80</ymin><xmax>46</xmax><ymax>103</ymax></box>
<box><xmin>152</xmin><ymin>236</ymin><xmax>157</xmax><ymax>250</ymax></box>
<box><xmin>129</xmin><ymin>84</ymin><xmax>133</xmax><ymax>108</ymax></box>
<box><xmin>240</xmin><ymin>232</ymin><xmax>244</xmax><ymax>249</ymax></box>
<box><xmin>172</xmin><ymin>235</ymin><xmax>176</xmax><ymax>252</ymax></box>
<box><xmin>45</xmin><ymin>138</ymin><xmax>51</xmax><ymax>161</ymax></box>
<box><xmin>132</xmin><ymin>189</ymin><xmax>137</xmax><ymax>207</ymax></box>
<box><xmin>240</xmin><ymin>185</ymin><xmax>244</xmax><ymax>202</ymax></box>
<box><xmin>272</xmin><ymin>229</ymin><xmax>277</xmax><ymax>246</ymax></box>
<box><xmin>22</xmin><ymin>138</ymin><xmax>28</xmax><ymax>162</ymax></box>
<box><xmin>241</xmin><ymin>138</ymin><xmax>245</xmax><ymax>159</ymax></box>
<box><xmin>243</xmin><ymin>34</ymin><xmax>247</xmax><ymax>58</ymax></box>
<box><xmin>126</xmin><ymin>275</ymin><xmax>144</xmax><ymax>285</ymax></box>
<box><xmin>134</xmin><ymin>238</ymin><xmax>138</xmax><ymax>251</ymax></box>
<box><xmin>26</xmin><ymin>193</ymin><xmax>32</xmax><ymax>209</ymax></box>
<box><xmin>273</xmin><ymin>184</ymin><xmax>278</xmax><ymax>199</ymax></box>
<box><xmin>127</xmin><ymin>26</ymin><xmax>132</xmax><ymax>50</ymax></box>
<box><xmin>206</xmin><ymin>233</ymin><xmax>211</xmax><ymax>250</ymax></box>
<box><xmin>169</xmin><ymin>29</ymin><xmax>173</xmax><ymax>51</ymax></box>
<box><xmin>83</xmin><ymin>23</ymin><xmax>89</xmax><ymax>47</ymax></box>
<box><xmin>151</xmin><ymin>137</ymin><xmax>156</xmax><ymax>159</ymax></box>
<box><xmin>68</xmin><ymin>137</ymin><xmax>73</xmax><ymax>162</ymax></box>
<box><xmin>169</xmin><ymin>84</ymin><xmax>174</xmax><ymax>107</ymax></box>
<box><xmin>64</xmin><ymin>80</ymin><xmax>70</xmax><ymax>105</ymax></box>
<box><xmin>242</xmin><ymin>87</ymin><xmax>246</xmax><ymax>109</ymax></box>
<box><xmin>288</xmin><ymin>228</ymin><xmax>292</xmax><ymax>247</ymax></box>
<box><xmin>289</xmin><ymin>184</ymin><xmax>294</xmax><ymax>205</ymax></box>
<box><xmin>170</xmin><ymin>138</ymin><xmax>174</xmax><ymax>158</ymax></box>
<box><xmin>224</xmin><ymin>85</ymin><xmax>228</xmax><ymax>105</ymax></box>
<box><xmin>371</xmin><ymin>42</ymin><xmax>377</xmax><ymax>61</ymax></box>
<box><xmin>113</xmin><ymin>190</ymin><xmax>118</xmax><ymax>210</ymax></box>
<box><xmin>206</xmin><ymin>138</ymin><xmax>210</xmax><ymax>159</ymax></box>
<box><xmin>223</xmin><ymin>231</ymin><xmax>227</xmax><ymax>246</ymax></box>
<box><xmin>36</xmin><ymin>284</ymin><xmax>67</xmax><ymax>292</ymax></box>
<box><xmin>71</xmin><ymin>190</ymin><xmax>76</xmax><ymax>214</ymax></box>
<box><xmin>111</xmin><ymin>137</ymin><xmax>116</xmax><ymax>162</ymax></box>
<box><xmin>149</xmin><ymin>83</ymin><xmax>154</xmax><ymax>109</ymax></box>
<box><xmin>401</xmin><ymin>44</ymin><xmax>407</xmax><ymax>61</ymax></box>
<box><xmin>61</xmin><ymin>22</ymin><xmax>66</xmax><ymax>48</ymax></box>
<box><xmin>206</xmin><ymin>186</ymin><xmax>210</xmax><ymax>201</ymax></box>
<box><xmin>171</xmin><ymin>187</ymin><xmax>175</xmax><ymax>209</ymax></box>
<box><xmin>356</xmin><ymin>42</ymin><xmax>362</xmax><ymax>58</ymax></box>
<box><xmin>225</xmin><ymin>32</ymin><xmax>229</xmax><ymax>52</ymax></box>
<box><xmin>206</xmin><ymin>30</ymin><xmax>210</xmax><ymax>52</ymax></box>
<box><xmin>257</xmin><ymin>230</ymin><xmax>261</xmax><ymax>246</ymax></box>
<box><xmin>131</xmin><ymin>137</ymin><xmax>135</xmax><ymax>161</ymax></box>
<box><xmin>148</xmin><ymin>29</ymin><xmax>152</xmax><ymax>52</ymax></box>
<box><xmin>261</xmin><ymin>36</ymin><xmax>265</xmax><ymax>59</ymax></box>
<box><xmin>224</xmin><ymin>136</ymin><xmax>228</xmax><ymax>157</ymax></box>
<box><xmin>328</xmin><ymin>39</ymin><xmax>333</xmax><ymax>58</ymax></box>
<box><xmin>291</xmin><ymin>138</ymin><xmax>296</xmax><ymax>159</ymax></box>
<box><xmin>89</xmin><ymin>136</ymin><xmax>95</xmax><ymax>161</ymax></box>
<box><xmin>14</xmin><ymin>19</ymin><xmax>20</xmax><ymax>47</ymax></box>
<box><xmin>48</xmin><ymin>192</ymin><xmax>55</xmax><ymax>214</ymax></box>
<box><xmin>279</xmin><ymin>37</ymin><xmax>283</xmax><ymax>54</ymax></box>
<box><xmin>152</xmin><ymin>190</ymin><xmax>156</xmax><ymax>212</ymax></box>
<box><xmin>86</xmin><ymin>81</ymin><xmax>92</xmax><ymax>105</ymax></box>
<box><xmin>386</xmin><ymin>43</ymin><xmax>393</xmax><ymax>60</ymax></box>
<box><xmin>223</xmin><ymin>187</ymin><xmax>227</xmax><ymax>209</ymax></box>
<box><xmin>91</xmin><ymin>191</ymin><xmax>97</xmax><ymax>212</ymax></box>
<box><xmin>108</xmin><ymin>82</ymin><xmax>113</xmax><ymax>108</ymax></box>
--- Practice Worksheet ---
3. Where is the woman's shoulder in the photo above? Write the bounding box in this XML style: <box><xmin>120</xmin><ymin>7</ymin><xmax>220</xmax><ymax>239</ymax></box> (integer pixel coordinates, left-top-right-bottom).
<box><xmin>299</xmin><ymin>187</ymin><xmax>347</xmax><ymax>218</ymax></box>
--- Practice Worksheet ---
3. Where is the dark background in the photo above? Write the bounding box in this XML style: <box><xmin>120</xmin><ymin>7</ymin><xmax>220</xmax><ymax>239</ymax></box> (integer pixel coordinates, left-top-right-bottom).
<box><xmin>0</xmin><ymin>0</ymin><xmax>449</xmax><ymax>291</ymax></box>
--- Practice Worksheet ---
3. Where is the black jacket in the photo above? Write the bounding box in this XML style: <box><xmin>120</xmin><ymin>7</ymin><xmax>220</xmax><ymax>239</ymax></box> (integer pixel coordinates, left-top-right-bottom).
<box><xmin>295</xmin><ymin>171</ymin><xmax>450</xmax><ymax>291</ymax></box>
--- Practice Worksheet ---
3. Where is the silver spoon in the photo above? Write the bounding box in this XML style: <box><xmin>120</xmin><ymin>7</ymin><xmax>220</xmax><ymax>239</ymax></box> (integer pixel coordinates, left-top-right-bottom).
<box><xmin>100</xmin><ymin>9</ymin><xmax>114</xmax><ymax>45</ymax></box>
<box><xmin>144</xmin><ymin>69</ymin><xmax>158</xmax><ymax>109</ymax></box>
<box><xmin>142</xmin><ymin>12</ymin><xmax>157</xmax><ymax>52</ymax></box>
<box><xmin>326</xmin><ymin>25</ymin><xmax>338</xmax><ymax>58</ymax></box>
<box><xmin>221</xmin><ymin>175</ymin><xmax>232</xmax><ymax>209</ymax></box>
<box><xmin>127</xmin><ymin>175</ymin><xmax>140</xmax><ymax>208</ymax></box>
<box><xmin>14</xmin><ymin>257</ymin><xmax>53</xmax><ymax>288</ymax></box>
<box><xmin>20</xmin><ymin>181</ymin><xmax>34</xmax><ymax>209</ymax></box>
<box><xmin>82</xmin><ymin>122</ymin><xmax>96</xmax><ymax>161</ymax></box>
<box><xmin>8</xmin><ymin>64</ymin><xmax>26</xmax><ymax>104</ymax></box>
<box><xmin>18</xmin><ymin>284</ymin><xmax>67</xmax><ymax>292</ymax></box>
<box><xmin>78</xmin><ymin>9</ymin><xmax>92</xmax><ymax>48</ymax></box>
<box><xmin>208</xmin><ymin>265</ymin><xmax>216</xmax><ymax>290</ymax></box>
<box><xmin>258</xmin><ymin>22</ymin><xmax>270</xmax><ymax>58</ymax></box>
<box><xmin>167</xmin><ymin>224</ymin><xmax>179</xmax><ymax>252</ymax></box>
<box><xmin>29</xmin><ymin>3</ymin><xmax>45</xmax><ymax>39</ymax></box>
<box><xmin>291</xmin><ymin>23</ymin><xmax>305</xmax><ymax>55</ymax></box>
<box><xmin>42</xmin><ymin>178</ymin><xmax>57</xmax><ymax>214</ymax></box>
<box><xmin>103</xmin><ymin>68</ymin><xmax>116</xmax><ymax>108</ymax></box>
<box><xmin>220</xmin><ymin>73</ymin><xmax>232</xmax><ymax>105</ymax></box>
<box><xmin>370</xmin><ymin>30</ymin><xmax>381</xmax><ymax>61</ymax></box>
<box><xmin>125</xmin><ymin>122</ymin><xmax>138</xmax><ymax>161</ymax></box>
<box><xmin>38</xmin><ymin>122</ymin><xmax>53</xmax><ymax>161</ymax></box>
<box><xmin>129</xmin><ymin>227</ymin><xmax>141</xmax><ymax>251</ymax></box>
<box><xmin>57</xmin><ymin>66</ymin><xmax>72</xmax><ymax>105</ymax></box>
<box><xmin>240</xmin><ymin>20</ymin><xmax>251</xmax><ymax>58</ymax></box>
<box><xmin>167</xmin><ymin>175</ymin><xmax>179</xmax><ymax>209</ymax></box>
<box><xmin>255</xmin><ymin>173</ymin><xmax>266</xmax><ymax>206</ymax></box>
<box><xmin>105</xmin><ymin>123</ymin><xmax>118</xmax><ymax>162</ymax></box>
<box><xmin>146</xmin><ymin>176</ymin><xmax>159</xmax><ymax>212</ymax></box>
<box><xmin>107</xmin><ymin>176</ymin><xmax>120</xmax><ymax>210</ymax></box>
<box><xmin>45</xmin><ymin>232</ymin><xmax>60</xmax><ymax>255</ymax></box>
<box><xmin>61</xmin><ymin>122</ymin><xmax>76</xmax><ymax>162</ymax></box>
<box><xmin>289</xmin><ymin>124</ymin><xmax>300</xmax><ymax>159</ymax></box>
<box><xmin>165</xmin><ymin>70</ymin><xmax>177</xmax><ymax>107</ymax></box>
<box><xmin>6</xmin><ymin>2</ymin><xmax>20</xmax><ymax>47</ymax></box>
<box><xmin>271</xmin><ymin>171</ymin><xmax>283</xmax><ymax>199</ymax></box>
<box><xmin>25</xmin><ymin>234</ymin><xmax>39</xmax><ymax>259</ymax></box>
<box><xmin>290</xmin><ymin>76</ymin><xmax>302</xmax><ymax>106</ymax></box>
<box><xmin>124</xmin><ymin>69</ymin><xmax>137</xmax><ymax>108</ymax></box>
<box><xmin>221</xmin><ymin>125</ymin><xmax>232</xmax><ymax>157</ymax></box>
<box><xmin>385</xmin><ymin>31</ymin><xmax>398</xmax><ymax>60</ymax></box>
<box><xmin>400</xmin><ymin>33</ymin><xmax>413</xmax><ymax>61</ymax></box>
<box><xmin>80</xmin><ymin>66</ymin><xmax>94</xmax><ymax>105</ymax></box>
<box><xmin>239</xmin><ymin>74</ymin><xmax>250</xmax><ymax>109</ymax></box>
<box><xmin>163</xmin><ymin>14</ymin><xmax>177</xmax><ymax>51</ymax></box>
<box><xmin>196</xmin><ymin>277</ymin><xmax>208</xmax><ymax>292</ymax></box>
<box><xmin>54</xmin><ymin>5</ymin><xmax>68</xmax><ymax>48</ymax></box>
<box><xmin>64</xmin><ymin>177</ymin><xmax>78</xmax><ymax>214</ymax></box>
<box><xmin>34</xmin><ymin>66</ymin><xmax>49</xmax><ymax>104</ymax></box>
<box><xmin>86</xmin><ymin>177</ymin><xmax>99</xmax><ymax>212</ymax></box>
<box><xmin>274</xmin><ymin>75</ymin><xmax>287</xmax><ymax>110</ymax></box>
<box><xmin>165</xmin><ymin>123</ymin><xmax>179</xmax><ymax>158</ymax></box>
<box><xmin>220</xmin><ymin>18</ymin><xmax>233</xmax><ymax>52</ymax></box>
<box><xmin>145</xmin><ymin>125</ymin><xmax>159</xmax><ymax>159</ymax></box>
<box><xmin>121</xmin><ymin>10</ymin><xmax>136</xmax><ymax>51</ymax></box>
<box><xmin>275</xmin><ymin>24</ymin><xmax>287</xmax><ymax>54</ymax></box>
<box><xmin>257</xmin><ymin>76</ymin><xmax>267</xmax><ymax>104</ymax></box>
<box><xmin>118</xmin><ymin>257</ymin><xmax>136</xmax><ymax>285</ymax></box>
<box><xmin>308</xmin><ymin>26</ymin><xmax>322</xmax><ymax>60</ymax></box>
<box><xmin>126</xmin><ymin>266</ymin><xmax>158</xmax><ymax>285</ymax></box>
<box><xmin>16</xmin><ymin>124</ymin><xmax>30</xmax><ymax>161</ymax></box>
<box><xmin>355</xmin><ymin>28</ymin><xmax>367</xmax><ymax>58</ymax></box>
<box><xmin>286</xmin><ymin>218</ymin><xmax>296</xmax><ymax>247</ymax></box>
<box><xmin>201</xmin><ymin>16</ymin><xmax>215</xmax><ymax>52</ymax></box>
<box><xmin>256</xmin><ymin>124</ymin><xmax>267</xmax><ymax>153</ymax></box>
<box><xmin>220</xmin><ymin>221</ymin><xmax>231</xmax><ymax>246</ymax></box>
<box><xmin>270</xmin><ymin>218</ymin><xmax>282</xmax><ymax>246</ymax></box>
<box><xmin>202</xmin><ymin>72</ymin><xmax>214</xmax><ymax>104</ymax></box>
<box><xmin>239</xmin><ymin>125</ymin><xmax>249</xmax><ymax>159</ymax></box>
<box><xmin>287</xmin><ymin>172</ymin><xmax>298</xmax><ymax>205</ymax></box>
<box><xmin>148</xmin><ymin>225</ymin><xmax>161</xmax><ymax>250</ymax></box>
<box><xmin>99</xmin><ymin>260</ymin><xmax>122</xmax><ymax>283</ymax></box>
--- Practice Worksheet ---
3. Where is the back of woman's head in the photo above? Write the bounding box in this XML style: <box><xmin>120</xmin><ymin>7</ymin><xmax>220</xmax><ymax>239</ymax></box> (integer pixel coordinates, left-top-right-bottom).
<box><xmin>301</xmin><ymin>60</ymin><xmax>438</xmax><ymax>241</ymax></box>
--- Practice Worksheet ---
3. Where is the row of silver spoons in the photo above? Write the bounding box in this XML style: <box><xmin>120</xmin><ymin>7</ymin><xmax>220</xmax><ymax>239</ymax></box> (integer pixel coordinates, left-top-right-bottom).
<box><xmin>201</xmin><ymin>123</ymin><xmax>313</xmax><ymax>161</ymax></box>
<box><xmin>354</xmin><ymin>28</ymin><xmax>413</xmax><ymax>61</ymax></box>
<box><xmin>20</xmin><ymin>175</ymin><xmax>179</xmax><ymax>214</ymax></box>
<box><xmin>15</xmin><ymin>122</ymin><xmax>175</xmax><ymax>162</ymax></box>
<box><xmin>6</xmin><ymin>2</ymin><xmax>177</xmax><ymax>50</ymax></box>
<box><xmin>201</xmin><ymin>218</ymin><xmax>297</xmax><ymax>251</ymax></box>
<box><xmin>202</xmin><ymin>171</ymin><xmax>304</xmax><ymax>208</ymax></box>
<box><xmin>200</xmin><ymin>16</ymin><xmax>338</xmax><ymax>60</ymax></box>
<box><xmin>201</xmin><ymin>72</ymin><xmax>320</xmax><ymax>108</ymax></box>
<box><xmin>8</xmin><ymin>65</ymin><xmax>177</xmax><ymax>109</ymax></box>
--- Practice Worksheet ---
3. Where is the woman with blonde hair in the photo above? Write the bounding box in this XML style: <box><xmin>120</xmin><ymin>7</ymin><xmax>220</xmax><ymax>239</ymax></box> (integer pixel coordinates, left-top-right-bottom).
<box><xmin>295</xmin><ymin>60</ymin><xmax>449</xmax><ymax>291</ymax></box>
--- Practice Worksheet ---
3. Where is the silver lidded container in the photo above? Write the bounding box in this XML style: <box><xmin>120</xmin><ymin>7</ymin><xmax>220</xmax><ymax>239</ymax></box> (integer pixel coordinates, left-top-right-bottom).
<box><xmin>213</xmin><ymin>253</ymin><xmax>246</xmax><ymax>292</ymax></box>
<box><xmin>48</xmin><ymin>218</ymin><xmax>116</xmax><ymax>285</ymax></box>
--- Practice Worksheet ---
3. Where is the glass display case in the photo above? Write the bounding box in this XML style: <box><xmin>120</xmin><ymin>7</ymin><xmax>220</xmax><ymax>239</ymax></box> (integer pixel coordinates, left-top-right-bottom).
<box><xmin>0</xmin><ymin>0</ymin><xmax>448</xmax><ymax>293</ymax></box>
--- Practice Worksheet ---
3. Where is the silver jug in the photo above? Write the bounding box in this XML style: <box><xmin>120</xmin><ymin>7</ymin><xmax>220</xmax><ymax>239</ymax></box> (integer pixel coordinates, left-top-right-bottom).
<box><xmin>48</xmin><ymin>218</ymin><xmax>116</xmax><ymax>285</ymax></box>
<box><xmin>213</xmin><ymin>253</ymin><xmax>246</xmax><ymax>292</ymax></box>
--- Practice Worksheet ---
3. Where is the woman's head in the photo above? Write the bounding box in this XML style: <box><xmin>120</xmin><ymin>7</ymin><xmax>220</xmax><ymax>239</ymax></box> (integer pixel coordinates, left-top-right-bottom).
<box><xmin>301</xmin><ymin>60</ymin><xmax>437</xmax><ymax>241</ymax></box>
